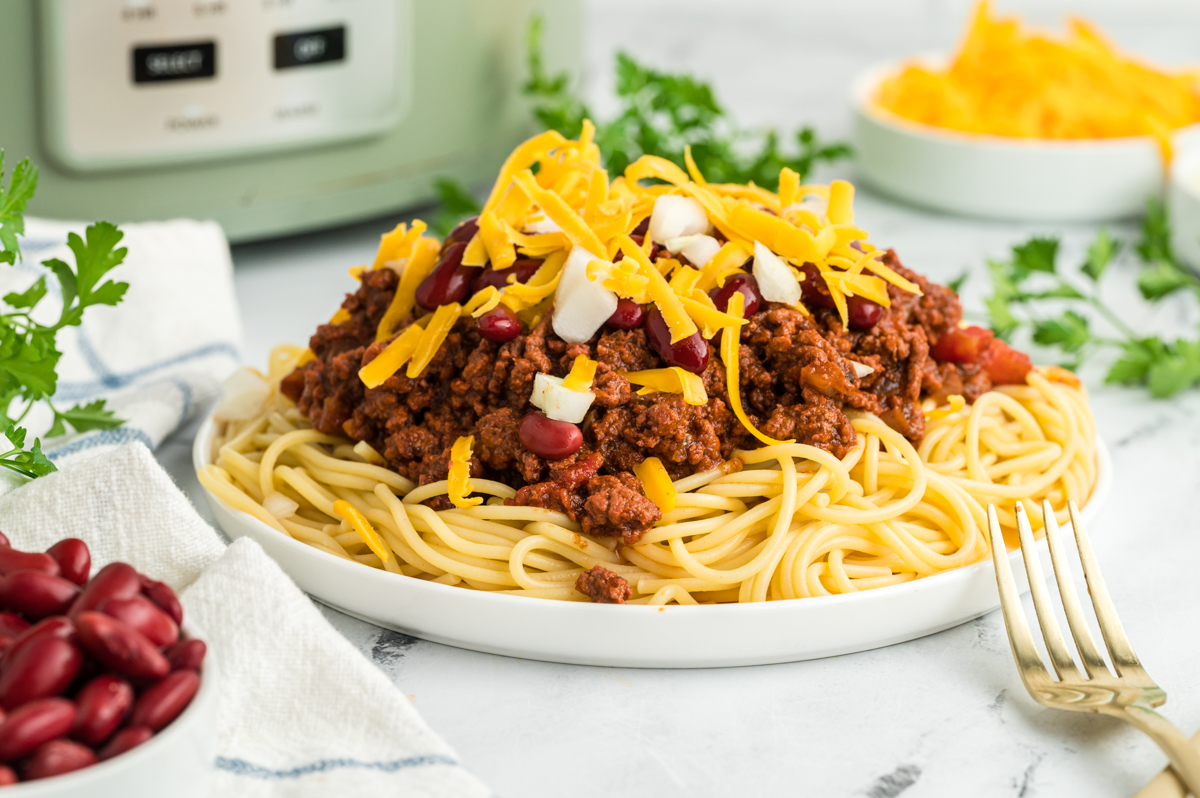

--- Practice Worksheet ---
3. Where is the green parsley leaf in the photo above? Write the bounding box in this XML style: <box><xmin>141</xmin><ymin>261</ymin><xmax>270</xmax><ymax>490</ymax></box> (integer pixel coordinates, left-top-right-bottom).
<box><xmin>3</xmin><ymin>277</ymin><xmax>47</xmax><ymax>309</ymax></box>
<box><xmin>1137</xmin><ymin>261</ymin><xmax>1192</xmax><ymax>300</ymax></box>
<box><xmin>519</xmin><ymin>16</ymin><xmax>849</xmax><ymax>189</ymax></box>
<box><xmin>1146</xmin><ymin>339</ymin><xmax>1200</xmax><ymax>398</ymax></box>
<box><xmin>1011</xmin><ymin>236</ymin><xmax>1059</xmax><ymax>278</ymax></box>
<box><xmin>0</xmin><ymin>424</ymin><xmax>57</xmax><ymax>479</ymax></box>
<box><xmin>1137</xmin><ymin>196</ymin><xmax>1173</xmax><ymax>266</ymax></box>
<box><xmin>430</xmin><ymin>178</ymin><xmax>483</xmax><ymax>238</ymax></box>
<box><xmin>946</xmin><ymin>271</ymin><xmax>968</xmax><ymax>294</ymax></box>
<box><xmin>0</xmin><ymin>153</ymin><xmax>38</xmax><ymax>266</ymax></box>
<box><xmin>1105</xmin><ymin>337</ymin><xmax>1166</xmax><ymax>386</ymax></box>
<box><xmin>1081</xmin><ymin>228</ymin><xmax>1119</xmax><ymax>282</ymax></box>
<box><xmin>1032</xmin><ymin>310</ymin><xmax>1090</xmax><ymax>353</ymax></box>
<box><xmin>46</xmin><ymin>399</ymin><xmax>122</xmax><ymax>438</ymax></box>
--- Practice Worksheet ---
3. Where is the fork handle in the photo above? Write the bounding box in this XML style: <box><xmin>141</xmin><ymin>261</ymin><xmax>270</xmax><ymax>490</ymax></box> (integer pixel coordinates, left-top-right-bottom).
<box><xmin>1134</xmin><ymin>726</ymin><xmax>1200</xmax><ymax>798</ymax></box>
<box><xmin>1122</xmin><ymin>706</ymin><xmax>1200</xmax><ymax>796</ymax></box>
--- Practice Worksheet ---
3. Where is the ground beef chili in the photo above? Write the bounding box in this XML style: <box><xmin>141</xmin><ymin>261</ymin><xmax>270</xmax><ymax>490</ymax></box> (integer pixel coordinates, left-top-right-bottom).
<box><xmin>282</xmin><ymin>242</ymin><xmax>1011</xmax><ymax>600</ymax></box>
<box><xmin>575</xmin><ymin>565</ymin><xmax>632</xmax><ymax>604</ymax></box>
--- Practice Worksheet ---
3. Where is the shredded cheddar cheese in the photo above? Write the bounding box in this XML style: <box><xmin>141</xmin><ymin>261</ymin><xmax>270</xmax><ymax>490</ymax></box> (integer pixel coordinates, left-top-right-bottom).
<box><xmin>359</xmin><ymin>323</ymin><xmax>424</xmax><ymax>389</ymax></box>
<box><xmin>623</xmin><ymin>368</ymin><xmax>708</xmax><ymax>406</ymax></box>
<box><xmin>407</xmin><ymin>302</ymin><xmax>461</xmax><ymax>378</ymax></box>
<box><xmin>875</xmin><ymin>1</ymin><xmax>1200</xmax><ymax>154</ymax></box>
<box><xmin>376</xmin><ymin>237</ymin><xmax>441</xmax><ymax>342</ymax></box>
<box><xmin>336</xmin><ymin>121</ymin><xmax>922</xmax><ymax>444</ymax></box>
<box><xmin>333</xmin><ymin>500</ymin><xmax>389</xmax><ymax>562</ymax></box>
<box><xmin>720</xmin><ymin>293</ymin><xmax>792</xmax><ymax>446</ymax></box>
<box><xmin>925</xmin><ymin>394</ymin><xmax>966</xmax><ymax>421</ymax></box>
<box><xmin>633</xmin><ymin>456</ymin><xmax>677</xmax><ymax>513</ymax></box>
<box><xmin>448</xmin><ymin>436</ymin><xmax>482</xmax><ymax>509</ymax></box>
<box><xmin>329</xmin><ymin>308</ymin><xmax>351</xmax><ymax>325</ymax></box>
<box><xmin>563</xmin><ymin>355</ymin><xmax>598</xmax><ymax>392</ymax></box>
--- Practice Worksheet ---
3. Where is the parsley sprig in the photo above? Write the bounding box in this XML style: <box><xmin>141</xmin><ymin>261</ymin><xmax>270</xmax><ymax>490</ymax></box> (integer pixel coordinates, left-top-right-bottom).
<box><xmin>0</xmin><ymin>152</ymin><xmax>128</xmax><ymax>478</ymax></box>
<box><xmin>431</xmin><ymin>17</ymin><xmax>852</xmax><ymax>235</ymax></box>
<box><xmin>984</xmin><ymin>198</ymin><xmax>1200</xmax><ymax>398</ymax></box>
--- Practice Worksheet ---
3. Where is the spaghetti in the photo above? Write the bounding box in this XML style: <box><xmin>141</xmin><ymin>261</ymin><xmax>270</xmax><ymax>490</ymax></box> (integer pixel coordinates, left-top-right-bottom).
<box><xmin>199</xmin><ymin>349</ymin><xmax>1096</xmax><ymax>604</ymax></box>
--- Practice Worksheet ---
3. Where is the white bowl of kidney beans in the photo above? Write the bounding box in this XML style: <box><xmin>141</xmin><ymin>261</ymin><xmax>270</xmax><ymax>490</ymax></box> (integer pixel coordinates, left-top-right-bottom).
<box><xmin>0</xmin><ymin>534</ymin><xmax>216</xmax><ymax>795</ymax></box>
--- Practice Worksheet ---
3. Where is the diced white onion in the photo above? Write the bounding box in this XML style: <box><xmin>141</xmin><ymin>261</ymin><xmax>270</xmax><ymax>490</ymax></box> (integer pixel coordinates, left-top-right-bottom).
<box><xmin>665</xmin><ymin>234</ymin><xmax>722</xmax><ymax>268</ymax></box>
<box><xmin>552</xmin><ymin>246</ymin><xmax>618</xmax><ymax>344</ymax></box>
<box><xmin>214</xmin><ymin>368</ymin><xmax>271</xmax><ymax>422</ymax></box>
<box><xmin>263</xmin><ymin>492</ymin><xmax>299</xmax><ymax>520</ymax></box>
<box><xmin>752</xmin><ymin>241</ymin><xmax>802</xmax><ymax>306</ymax></box>
<box><xmin>848</xmin><ymin>360</ymin><xmax>875</xmax><ymax>378</ymax></box>
<box><xmin>530</xmin><ymin>373</ymin><xmax>595</xmax><ymax>423</ymax></box>
<box><xmin>526</xmin><ymin>216</ymin><xmax>562</xmax><ymax>234</ymax></box>
<box><xmin>649</xmin><ymin>195</ymin><xmax>709</xmax><ymax>244</ymax></box>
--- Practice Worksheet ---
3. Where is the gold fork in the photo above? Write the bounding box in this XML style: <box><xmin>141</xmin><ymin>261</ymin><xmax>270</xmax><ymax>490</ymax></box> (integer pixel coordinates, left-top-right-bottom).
<box><xmin>988</xmin><ymin>500</ymin><xmax>1200</xmax><ymax>794</ymax></box>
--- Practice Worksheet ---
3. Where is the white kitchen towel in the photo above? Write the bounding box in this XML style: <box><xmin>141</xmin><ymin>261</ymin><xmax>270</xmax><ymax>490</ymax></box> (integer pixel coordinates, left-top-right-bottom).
<box><xmin>0</xmin><ymin>443</ymin><xmax>491</xmax><ymax>798</ymax></box>
<box><xmin>3</xmin><ymin>217</ymin><xmax>241</xmax><ymax>466</ymax></box>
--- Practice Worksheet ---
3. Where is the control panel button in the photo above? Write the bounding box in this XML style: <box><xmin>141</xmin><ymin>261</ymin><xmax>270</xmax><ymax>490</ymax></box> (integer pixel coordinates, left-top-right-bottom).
<box><xmin>273</xmin><ymin>26</ymin><xmax>345</xmax><ymax>70</ymax></box>
<box><xmin>132</xmin><ymin>41</ymin><xmax>216</xmax><ymax>84</ymax></box>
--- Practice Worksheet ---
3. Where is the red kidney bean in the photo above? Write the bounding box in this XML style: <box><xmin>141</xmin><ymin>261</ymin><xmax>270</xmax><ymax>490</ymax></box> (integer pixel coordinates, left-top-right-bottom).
<box><xmin>846</xmin><ymin>295</ymin><xmax>882</xmax><ymax>331</ymax></box>
<box><xmin>98</xmin><ymin>596</ymin><xmax>178</xmax><ymax>649</ymax></box>
<box><xmin>605</xmin><ymin>298</ymin><xmax>646</xmax><ymax>330</ymax></box>
<box><xmin>69</xmin><ymin>562</ymin><xmax>140</xmax><ymax>618</ymax></box>
<box><xmin>0</xmin><ymin>613</ymin><xmax>29</xmax><ymax>639</ymax></box>
<box><xmin>0</xmin><ymin>571</ymin><xmax>80</xmax><ymax>620</ymax></box>
<box><xmin>473</xmin><ymin>257</ymin><xmax>542</xmax><ymax>293</ymax></box>
<box><xmin>0</xmin><ymin>698</ymin><xmax>75</xmax><ymax>761</ymax></box>
<box><xmin>518</xmin><ymin>411</ymin><xmax>582</xmax><ymax>460</ymax></box>
<box><xmin>3</xmin><ymin>617</ymin><xmax>75</xmax><ymax>669</ymax></box>
<box><xmin>72</xmin><ymin>675</ymin><xmax>134</xmax><ymax>746</ymax></box>
<box><xmin>139</xmin><ymin>576</ymin><xmax>184</xmax><ymax>628</ymax></box>
<box><xmin>97</xmin><ymin>726</ymin><xmax>152</xmax><ymax>761</ymax></box>
<box><xmin>476</xmin><ymin>306</ymin><xmax>522</xmax><ymax>343</ymax></box>
<box><xmin>798</xmin><ymin>263</ymin><xmax>836</xmax><ymax>310</ymax></box>
<box><xmin>0</xmin><ymin>635</ymin><xmax>82</xmax><ymax>710</ymax></box>
<box><xmin>46</xmin><ymin>539</ymin><xmax>90</xmax><ymax>587</ymax></box>
<box><xmin>74</xmin><ymin>612</ymin><xmax>169</xmax><ymax>683</ymax></box>
<box><xmin>645</xmin><ymin>306</ymin><xmax>709</xmax><ymax>374</ymax></box>
<box><xmin>443</xmin><ymin>216</ymin><xmax>479</xmax><ymax>248</ymax></box>
<box><xmin>0</xmin><ymin>549</ymin><xmax>59</xmax><ymax>579</ymax></box>
<box><xmin>709</xmin><ymin>273</ymin><xmax>762</xmax><ymax>318</ymax></box>
<box><xmin>0</xmin><ymin>531</ymin><xmax>9</xmax><ymax>549</ymax></box>
<box><xmin>0</xmin><ymin>765</ymin><xmax>14</xmax><ymax>785</ymax></box>
<box><xmin>129</xmin><ymin>670</ymin><xmax>199</xmax><ymax>732</ymax></box>
<box><xmin>21</xmin><ymin>739</ymin><xmax>97</xmax><ymax>781</ymax></box>
<box><xmin>631</xmin><ymin>217</ymin><xmax>650</xmax><ymax>237</ymax></box>
<box><xmin>166</xmin><ymin>638</ymin><xmax>207</xmax><ymax>672</ymax></box>
<box><xmin>415</xmin><ymin>241</ymin><xmax>482</xmax><ymax>310</ymax></box>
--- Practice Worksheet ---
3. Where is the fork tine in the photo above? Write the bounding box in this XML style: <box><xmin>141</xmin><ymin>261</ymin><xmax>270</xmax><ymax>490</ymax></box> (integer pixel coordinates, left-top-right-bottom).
<box><xmin>1014</xmin><ymin>503</ymin><xmax>1080</xmax><ymax>680</ymax></box>
<box><xmin>988</xmin><ymin>505</ymin><xmax>1053</xmax><ymax>690</ymax></box>
<box><xmin>1068</xmin><ymin>501</ymin><xmax>1147</xmax><ymax>679</ymax></box>
<box><xmin>1041</xmin><ymin>499</ymin><xmax>1108</xmax><ymax>678</ymax></box>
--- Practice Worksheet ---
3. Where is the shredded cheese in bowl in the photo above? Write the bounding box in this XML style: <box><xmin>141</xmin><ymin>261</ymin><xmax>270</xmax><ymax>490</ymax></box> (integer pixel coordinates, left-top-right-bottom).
<box><xmin>874</xmin><ymin>1</ymin><xmax>1200</xmax><ymax>157</ymax></box>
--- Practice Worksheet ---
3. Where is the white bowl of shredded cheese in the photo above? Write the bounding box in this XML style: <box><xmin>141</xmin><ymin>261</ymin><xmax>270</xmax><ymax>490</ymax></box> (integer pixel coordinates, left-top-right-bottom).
<box><xmin>852</xmin><ymin>58</ymin><xmax>1200</xmax><ymax>222</ymax></box>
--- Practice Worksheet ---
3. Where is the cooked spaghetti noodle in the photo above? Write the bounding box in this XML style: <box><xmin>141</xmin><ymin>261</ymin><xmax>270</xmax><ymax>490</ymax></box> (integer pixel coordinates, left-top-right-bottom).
<box><xmin>199</xmin><ymin>347</ymin><xmax>1096</xmax><ymax>604</ymax></box>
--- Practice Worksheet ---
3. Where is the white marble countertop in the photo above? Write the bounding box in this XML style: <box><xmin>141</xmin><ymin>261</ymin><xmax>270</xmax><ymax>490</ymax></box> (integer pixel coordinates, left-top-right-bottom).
<box><xmin>156</xmin><ymin>2</ymin><xmax>1200</xmax><ymax>795</ymax></box>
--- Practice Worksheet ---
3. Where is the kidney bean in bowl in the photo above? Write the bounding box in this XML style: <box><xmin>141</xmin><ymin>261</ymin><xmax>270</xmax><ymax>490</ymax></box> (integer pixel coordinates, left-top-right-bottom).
<box><xmin>0</xmin><ymin>536</ymin><xmax>216</xmax><ymax>796</ymax></box>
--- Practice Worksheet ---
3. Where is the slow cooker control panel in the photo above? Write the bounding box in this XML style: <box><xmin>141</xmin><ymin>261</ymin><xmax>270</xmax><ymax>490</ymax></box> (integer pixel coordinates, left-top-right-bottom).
<box><xmin>40</xmin><ymin>0</ymin><xmax>409</xmax><ymax>171</ymax></box>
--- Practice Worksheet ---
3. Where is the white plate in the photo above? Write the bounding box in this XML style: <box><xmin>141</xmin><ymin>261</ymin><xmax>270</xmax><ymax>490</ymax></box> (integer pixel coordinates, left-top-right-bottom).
<box><xmin>193</xmin><ymin>415</ymin><xmax>1110</xmax><ymax>668</ymax></box>
<box><xmin>851</xmin><ymin>58</ymin><xmax>1200</xmax><ymax>222</ymax></box>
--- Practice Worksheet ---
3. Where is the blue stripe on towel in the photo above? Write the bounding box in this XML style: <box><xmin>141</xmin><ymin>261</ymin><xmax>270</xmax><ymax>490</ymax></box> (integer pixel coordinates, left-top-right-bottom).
<box><xmin>214</xmin><ymin>754</ymin><xmax>461</xmax><ymax>779</ymax></box>
<box><xmin>43</xmin><ymin>427</ymin><xmax>155</xmax><ymax>461</ymax></box>
<box><xmin>55</xmin><ymin>332</ymin><xmax>240</xmax><ymax>401</ymax></box>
